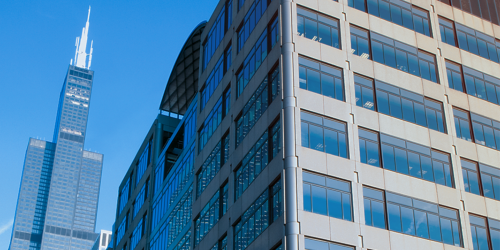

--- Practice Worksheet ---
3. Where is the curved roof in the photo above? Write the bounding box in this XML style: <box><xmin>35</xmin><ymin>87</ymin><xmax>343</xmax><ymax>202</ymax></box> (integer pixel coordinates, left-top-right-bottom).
<box><xmin>159</xmin><ymin>21</ymin><xmax>206</xmax><ymax>114</ymax></box>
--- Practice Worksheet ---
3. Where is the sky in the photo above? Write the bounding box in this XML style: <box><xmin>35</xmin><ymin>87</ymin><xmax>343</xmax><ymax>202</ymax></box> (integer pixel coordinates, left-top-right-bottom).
<box><xmin>0</xmin><ymin>0</ymin><xmax>219</xmax><ymax>248</ymax></box>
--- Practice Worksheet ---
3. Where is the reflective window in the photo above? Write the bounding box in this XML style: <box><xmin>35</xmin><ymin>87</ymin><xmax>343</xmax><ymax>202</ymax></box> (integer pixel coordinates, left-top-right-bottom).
<box><xmin>354</xmin><ymin>74</ymin><xmax>375</xmax><ymax>110</ymax></box>
<box><xmin>439</xmin><ymin>17</ymin><xmax>456</xmax><ymax>46</ymax></box>
<box><xmin>365</xmin><ymin>188</ymin><xmax>462</xmax><ymax>246</ymax></box>
<box><xmin>118</xmin><ymin>177</ymin><xmax>131</xmax><ymax>215</ymax></box>
<box><xmin>197</xmin><ymin>133</ymin><xmax>229</xmax><ymax>198</ymax></box>
<box><xmin>349</xmin><ymin>0</ymin><xmax>431</xmax><ymax>36</ymax></box>
<box><xmin>237</xmin><ymin>17</ymin><xmax>279</xmax><ymax>97</ymax></box>
<box><xmin>203</xmin><ymin>0</ymin><xmax>233</xmax><ymax>70</ymax></box>
<box><xmin>301</xmin><ymin>111</ymin><xmax>348</xmax><ymax>158</ymax></box>
<box><xmin>446</xmin><ymin>61</ymin><xmax>500</xmax><ymax>106</ymax></box>
<box><xmin>136</xmin><ymin>139</ymin><xmax>151</xmax><ymax>185</ymax></box>
<box><xmin>183</xmin><ymin>101</ymin><xmax>197</xmax><ymax>148</ymax></box>
<box><xmin>130</xmin><ymin>214</ymin><xmax>146</xmax><ymax>250</ymax></box>
<box><xmin>234</xmin><ymin>179</ymin><xmax>282</xmax><ymax>250</ymax></box>
<box><xmin>194</xmin><ymin>183</ymin><xmax>228</xmax><ymax>246</ymax></box>
<box><xmin>350</xmin><ymin>26</ymin><xmax>371</xmax><ymax>59</ymax></box>
<box><xmin>376</xmin><ymin>80</ymin><xmax>446</xmax><ymax>132</ymax></box>
<box><xmin>133</xmin><ymin>180</ymin><xmax>149</xmax><ymax>219</ymax></box>
<box><xmin>455</xmin><ymin>23</ymin><xmax>500</xmax><ymax>63</ymax></box>
<box><xmin>363</xmin><ymin>187</ymin><xmax>386</xmax><ymax>229</ymax></box>
<box><xmin>359</xmin><ymin>128</ymin><xmax>380</xmax><ymax>167</ymax></box>
<box><xmin>236</xmin><ymin>66</ymin><xmax>280</xmax><ymax>146</ymax></box>
<box><xmin>380</xmin><ymin>133</ymin><xmax>454</xmax><ymax>187</ymax></box>
<box><xmin>299</xmin><ymin>57</ymin><xmax>344</xmax><ymax>101</ymax></box>
<box><xmin>305</xmin><ymin>238</ymin><xmax>355</xmax><ymax>250</ymax></box>
<box><xmin>235</xmin><ymin>120</ymin><xmax>281</xmax><ymax>200</ymax></box>
<box><xmin>469</xmin><ymin>214</ymin><xmax>498</xmax><ymax>250</ymax></box>
<box><xmin>461</xmin><ymin>159</ymin><xmax>481</xmax><ymax>195</ymax></box>
<box><xmin>116</xmin><ymin>213</ymin><xmax>127</xmax><ymax>245</ymax></box>
<box><xmin>453</xmin><ymin>108</ymin><xmax>472</xmax><ymax>142</ymax></box>
<box><xmin>201</xmin><ymin>55</ymin><xmax>223</xmax><ymax>111</ymax></box>
<box><xmin>438</xmin><ymin>0</ymin><xmax>500</xmax><ymax>29</ymax></box>
<box><xmin>371</xmin><ymin>32</ymin><xmax>438</xmax><ymax>82</ymax></box>
<box><xmin>199</xmin><ymin>88</ymin><xmax>231</xmax><ymax>152</ymax></box>
<box><xmin>151</xmin><ymin>145</ymin><xmax>194</xmax><ymax>231</ymax></box>
<box><xmin>237</xmin><ymin>0</ymin><xmax>272</xmax><ymax>52</ymax></box>
<box><xmin>303</xmin><ymin>172</ymin><xmax>352</xmax><ymax>221</ymax></box>
<box><xmin>471</xmin><ymin>113</ymin><xmax>500</xmax><ymax>150</ymax></box>
<box><xmin>480</xmin><ymin>163</ymin><xmax>500</xmax><ymax>201</ymax></box>
<box><xmin>149</xmin><ymin>186</ymin><xmax>192</xmax><ymax>250</ymax></box>
<box><xmin>297</xmin><ymin>7</ymin><xmax>341</xmax><ymax>49</ymax></box>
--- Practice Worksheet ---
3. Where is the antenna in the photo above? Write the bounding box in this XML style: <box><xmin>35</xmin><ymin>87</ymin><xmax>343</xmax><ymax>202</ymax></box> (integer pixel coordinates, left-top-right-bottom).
<box><xmin>75</xmin><ymin>6</ymin><xmax>92</xmax><ymax>68</ymax></box>
<box><xmin>74</xmin><ymin>37</ymin><xmax>80</xmax><ymax>65</ymax></box>
<box><xmin>70</xmin><ymin>59</ymin><xmax>73</xmax><ymax>65</ymax></box>
<box><xmin>88</xmin><ymin>40</ymin><xmax>93</xmax><ymax>69</ymax></box>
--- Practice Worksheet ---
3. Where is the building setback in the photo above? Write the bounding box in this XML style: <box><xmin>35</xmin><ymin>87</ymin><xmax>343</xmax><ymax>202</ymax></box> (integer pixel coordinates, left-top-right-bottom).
<box><xmin>112</xmin><ymin>0</ymin><xmax>500</xmax><ymax>249</ymax></box>
<box><xmin>9</xmin><ymin>8</ymin><xmax>103</xmax><ymax>250</ymax></box>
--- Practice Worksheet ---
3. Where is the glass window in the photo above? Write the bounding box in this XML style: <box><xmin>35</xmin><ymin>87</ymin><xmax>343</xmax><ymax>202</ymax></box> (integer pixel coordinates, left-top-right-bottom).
<box><xmin>370</xmin><ymin>32</ymin><xmax>438</xmax><ymax>82</ymax></box>
<box><xmin>470</xmin><ymin>214</ymin><xmax>491</xmax><ymax>250</ymax></box>
<box><xmin>197</xmin><ymin>133</ymin><xmax>230</xmax><ymax>197</ymax></box>
<box><xmin>439</xmin><ymin>17</ymin><xmax>456</xmax><ymax>46</ymax></box>
<box><xmin>297</xmin><ymin>8</ymin><xmax>341</xmax><ymax>49</ymax></box>
<box><xmin>461</xmin><ymin>159</ymin><xmax>481</xmax><ymax>195</ymax></box>
<box><xmin>453</xmin><ymin>108</ymin><xmax>472</xmax><ymax>142</ymax></box>
<box><xmin>445</xmin><ymin>61</ymin><xmax>464</xmax><ymax>92</ymax></box>
<box><xmin>299</xmin><ymin>57</ymin><xmax>344</xmax><ymax>101</ymax></box>
<box><xmin>377</xmin><ymin>134</ymin><xmax>454</xmax><ymax>187</ymax></box>
<box><xmin>203</xmin><ymin>0</ymin><xmax>233</xmax><ymax>70</ymax></box>
<box><xmin>136</xmin><ymin>139</ymin><xmax>151</xmax><ymax>185</ymax></box>
<box><xmin>301</xmin><ymin>111</ymin><xmax>348</xmax><ymax>158</ymax></box>
<box><xmin>374</xmin><ymin>190</ymin><xmax>463</xmax><ymax>246</ymax></box>
<box><xmin>199</xmin><ymin>89</ymin><xmax>230</xmax><ymax>152</ymax></box>
<box><xmin>455</xmin><ymin>23</ymin><xmax>500</xmax><ymax>63</ymax></box>
<box><xmin>375</xmin><ymin>80</ymin><xmax>446</xmax><ymax>132</ymax></box>
<box><xmin>363</xmin><ymin>187</ymin><xmax>386</xmax><ymax>229</ymax></box>
<box><xmin>471</xmin><ymin>113</ymin><xmax>500</xmax><ymax>151</ymax></box>
<box><xmin>359</xmin><ymin>128</ymin><xmax>380</xmax><ymax>167</ymax></box>
<box><xmin>350</xmin><ymin>26</ymin><xmax>371</xmax><ymax>59</ymax></box>
<box><xmin>237</xmin><ymin>0</ymin><xmax>271</xmax><ymax>52</ymax></box>
<box><xmin>303</xmin><ymin>172</ymin><xmax>352</xmax><ymax>221</ymax></box>
<box><xmin>234</xmin><ymin>179</ymin><xmax>282</xmax><ymax>250</ymax></box>
<box><xmin>480</xmin><ymin>163</ymin><xmax>500</xmax><ymax>201</ymax></box>
<box><xmin>349</xmin><ymin>0</ymin><xmax>431</xmax><ymax>36</ymax></box>
<box><xmin>194</xmin><ymin>183</ymin><xmax>228</xmax><ymax>246</ymax></box>
<box><xmin>236</xmin><ymin>66</ymin><xmax>280</xmax><ymax>146</ymax></box>
<box><xmin>454</xmin><ymin>65</ymin><xmax>500</xmax><ymax>106</ymax></box>
<box><xmin>305</xmin><ymin>238</ymin><xmax>355</xmax><ymax>250</ymax></box>
<box><xmin>237</xmin><ymin>17</ymin><xmax>279</xmax><ymax>97</ymax></box>
<box><xmin>354</xmin><ymin>74</ymin><xmax>375</xmax><ymax>110</ymax></box>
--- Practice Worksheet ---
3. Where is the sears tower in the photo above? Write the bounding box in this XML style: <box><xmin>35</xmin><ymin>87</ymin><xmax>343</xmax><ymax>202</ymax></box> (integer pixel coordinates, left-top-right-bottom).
<box><xmin>9</xmin><ymin>8</ymin><xmax>103</xmax><ymax>250</ymax></box>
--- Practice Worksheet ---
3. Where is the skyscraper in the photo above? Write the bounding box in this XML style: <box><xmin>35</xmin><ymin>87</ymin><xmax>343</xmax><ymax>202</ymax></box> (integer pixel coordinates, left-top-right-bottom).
<box><xmin>112</xmin><ymin>0</ymin><xmax>500</xmax><ymax>249</ymax></box>
<box><xmin>9</xmin><ymin>8</ymin><xmax>103</xmax><ymax>250</ymax></box>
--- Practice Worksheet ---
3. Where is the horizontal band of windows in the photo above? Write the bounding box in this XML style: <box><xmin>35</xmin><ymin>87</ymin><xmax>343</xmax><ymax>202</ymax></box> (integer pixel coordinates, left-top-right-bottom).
<box><xmin>297</xmin><ymin>6</ymin><xmax>341</xmax><ymax>49</ymax></box>
<box><xmin>359</xmin><ymin>128</ymin><xmax>453</xmax><ymax>187</ymax></box>
<box><xmin>461</xmin><ymin>158</ymin><xmax>500</xmax><ymax>201</ymax></box>
<box><xmin>438</xmin><ymin>0</ymin><xmax>500</xmax><ymax>26</ymax></box>
<box><xmin>59</xmin><ymin>132</ymin><xmax>84</xmax><ymax>143</ymax></box>
<box><xmin>237</xmin><ymin>0</ymin><xmax>272</xmax><ymax>53</ymax></box>
<box><xmin>196</xmin><ymin>133</ymin><xmax>229</xmax><ymax>198</ymax></box>
<box><xmin>349</xmin><ymin>0</ymin><xmax>431</xmax><ymax>37</ymax></box>
<box><xmin>453</xmin><ymin>108</ymin><xmax>500</xmax><ymax>151</ymax></box>
<box><xmin>301</xmin><ymin>111</ymin><xmax>348</xmax><ymax>158</ymax></box>
<box><xmin>299</xmin><ymin>56</ymin><xmax>344</xmax><ymax>101</ymax></box>
<box><xmin>305</xmin><ymin>238</ymin><xmax>354</xmax><ymax>250</ymax></box>
<box><xmin>363</xmin><ymin>186</ymin><xmax>462</xmax><ymax>246</ymax></box>
<box><xmin>446</xmin><ymin>60</ymin><xmax>500</xmax><ymax>106</ymax></box>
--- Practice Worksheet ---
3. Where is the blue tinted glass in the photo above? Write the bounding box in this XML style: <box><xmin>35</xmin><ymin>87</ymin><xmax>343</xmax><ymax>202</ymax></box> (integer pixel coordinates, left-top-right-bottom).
<box><xmin>414</xmin><ymin>16</ymin><xmax>424</xmax><ymax>34</ymax></box>
<box><xmin>362</xmin><ymin>86</ymin><xmax>375</xmax><ymax>110</ymax></box>
<box><xmin>318</xmin><ymin>23</ymin><xmax>332</xmax><ymax>47</ymax></box>
<box><xmin>396</xmin><ymin>50</ymin><xmax>409</xmax><ymax>72</ymax></box>
<box><xmin>299</xmin><ymin>66</ymin><xmax>307</xmax><ymax>89</ymax></box>
<box><xmin>408</xmin><ymin>54</ymin><xmax>420</xmax><ymax>76</ymax></box>
<box><xmin>493</xmin><ymin>177</ymin><xmax>500</xmax><ymax>200</ymax></box>
<box><xmin>465</xmin><ymin>75</ymin><xmax>477</xmax><ymax>96</ymax></box>
<box><xmin>364</xmin><ymin>199</ymin><xmax>372</xmax><ymax>225</ymax></box>
<box><xmin>312</xmin><ymin>185</ymin><xmax>327</xmax><ymax>215</ymax></box>
<box><xmin>354</xmin><ymin>0</ymin><xmax>366</xmax><ymax>11</ymax></box>
<box><xmin>359</xmin><ymin>38</ymin><xmax>370</xmax><ymax>59</ymax></box>
<box><xmin>389</xmin><ymin>94</ymin><xmax>402</xmax><ymax>119</ymax></box>
<box><xmin>355</xmin><ymin>84</ymin><xmax>362</xmax><ymax>107</ymax></box>
<box><xmin>310</xmin><ymin>124</ymin><xmax>324</xmax><ymax>151</ymax></box>
<box><xmin>402</xmin><ymin>99</ymin><xmax>415</xmax><ymax>123</ymax></box>
<box><xmin>322</xmin><ymin>75</ymin><xmax>335</xmax><ymax>98</ymax></box>
<box><xmin>297</xmin><ymin>17</ymin><xmax>305</xmax><ymax>36</ymax></box>
<box><xmin>484</xmin><ymin>126</ymin><xmax>497</xmax><ymax>149</ymax></box>
<box><xmin>433</xmin><ymin>160</ymin><xmax>446</xmax><ymax>186</ymax></box>
<box><xmin>377</xmin><ymin>91</ymin><xmax>390</xmax><ymax>114</ymax></box>
<box><xmin>460</xmin><ymin>119</ymin><xmax>472</xmax><ymax>141</ymax></box>
<box><xmin>401</xmin><ymin>207</ymin><xmax>415</xmax><ymax>235</ymax></box>
<box><xmin>305</xmin><ymin>18</ymin><xmax>318</xmax><ymax>40</ymax></box>
<box><xmin>388</xmin><ymin>204</ymin><xmax>402</xmax><ymax>232</ymax></box>
<box><xmin>457</xmin><ymin>31</ymin><xmax>468</xmax><ymax>50</ymax></box>
<box><xmin>473</xmin><ymin>122</ymin><xmax>485</xmax><ymax>146</ymax></box>
<box><xmin>467</xmin><ymin>35</ymin><xmax>479</xmax><ymax>55</ymax></box>
<box><xmin>382</xmin><ymin>144</ymin><xmax>396</xmax><ymax>171</ymax></box>
<box><xmin>302</xmin><ymin>122</ymin><xmax>309</xmax><ymax>148</ymax></box>
<box><xmin>476</xmin><ymin>227</ymin><xmax>489</xmax><ymax>250</ymax></box>
<box><xmin>415</xmin><ymin>210</ymin><xmax>429</xmax><ymax>238</ymax></box>
<box><xmin>335</xmin><ymin>78</ymin><xmax>344</xmax><ymax>101</ymax></box>
<box><xmin>402</xmin><ymin>9</ymin><xmax>413</xmax><ymax>29</ymax></box>
<box><xmin>325</xmin><ymin>129</ymin><xmax>339</xmax><ymax>156</ymax></box>
<box><xmin>428</xmin><ymin>214</ymin><xmax>442</xmax><ymax>241</ymax></box>
<box><xmin>308</xmin><ymin>70</ymin><xmax>321</xmax><ymax>94</ymax></box>
<box><xmin>490</xmin><ymin>229</ymin><xmax>500</xmax><ymax>250</ymax></box>
<box><xmin>379</xmin><ymin>0</ymin><xmax>391</xmax><ymax>21</ymax></box>
<box><xmin>478</xmin><ymin>40</ymin><xmax>489</xmax><ymax>58</ymax></box>
<box><xmin>441</xmin><ymin>218</ymin><xmax>454</xmax><ymax>245</ymax></box>
<box><xmin>328</xmin><ymin>189</ymin><xmax>342</xmax><ymax>219</ymax></box>
<box><xmin>342</xmin><ymin>193</ymin><xmax>352</xmax><ymax>221</ymax></box>
<box><xmin>408</xmin><ymin>152</ymin><xmax>422</xmax><ymax>178</ymax></box>
<box><xmin>390</xmin><ymin>5</ymin><xmax>403</xmax><ymax>25</ymax></box>
<box><xmin>384</xmin><ymin>45</ymin><xmax>397</xmax><ymax>68</ymax></box>
<box><xmin>373</xmin><ymin>200</ymin><xmax>386</xmax><ymax>229</ymax></box>
<box><xmin>372</xmin><ymin>41</ymin><xmax>385</xmax><ymax>64</ymax></box>
<box><xmin>419</xmin><ymin>61</ymin><xmax>431</xmax><ymax>81</ymax></box>
<box><xmin>476</xmin><ymin>79</ymin><xmax>487</xmax><ymax>100</ymax></box>
<box><xmin>395</xmin><ymin>148</ymin><xmax>409</xmax><ymax>175</ymax></box>
<box><xmin>367</xmin><ymin>0</ymin><xmax>379</xmax><ymax>16</ymax></box>
<box><xmin>485</xmin><ymin>83</ymin><xmax>498</xmax><ymax>104</ymax></box>
<box><xmin>414</xmin><ymin>103</ymin><xmax>427</xmax><ymax>127</ymax></box>
<box><xmin>482</xmin><ymin>175</ymin><xmax>494</xmax><ymax>199</ymax></box>
<box><xmin>367</xmin><ymin>141</ymin><xmax>380</xmax><ymax>167</ymax></box>
<box><xmin>339</xmin><ymin>133</ymin><xmax>348</xmax><ymax>158</ymax></box>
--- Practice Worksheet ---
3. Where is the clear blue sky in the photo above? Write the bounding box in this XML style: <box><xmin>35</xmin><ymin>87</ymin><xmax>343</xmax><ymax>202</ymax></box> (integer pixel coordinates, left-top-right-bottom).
<box><xmin>0</xmin><ymin>0</ymin><xmax>218</xmax><ymax>248</ymax></box>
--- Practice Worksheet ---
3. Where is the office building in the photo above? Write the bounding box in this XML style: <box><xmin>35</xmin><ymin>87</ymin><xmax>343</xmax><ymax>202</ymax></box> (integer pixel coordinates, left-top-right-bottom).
<box><xmin>113</xmin><ymin>0</ymin><xmax>500</xmax><ymax>249</ymax></box>
<box><xmin>9</xmin><ymin>8</ymin><xmax>103</xmax><ymax>250</ymax></box>
<box><xmin>91</xmin><ymin>230</ymin><xmax>112</xmax><ymax>250</ymax></box>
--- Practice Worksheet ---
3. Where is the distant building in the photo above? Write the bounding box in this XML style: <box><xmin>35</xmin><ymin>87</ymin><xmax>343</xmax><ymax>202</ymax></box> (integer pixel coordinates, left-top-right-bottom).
<box><xmin>9</xmin><ymin>8</ymin><xmax>103</xmax><ymax>250</ymax></box>
<box><xmin>91</xmin><ymin>230</ymin><xmax>112</xmax><ymax>250</ymax></box>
